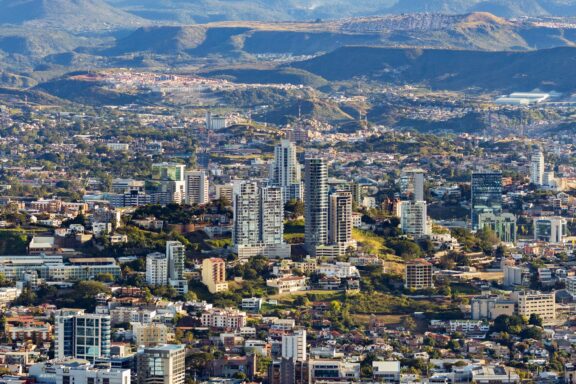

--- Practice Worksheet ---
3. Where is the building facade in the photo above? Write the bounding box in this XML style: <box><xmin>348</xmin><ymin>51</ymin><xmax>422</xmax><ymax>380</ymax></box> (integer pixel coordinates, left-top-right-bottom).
<box><xmin>304</xmin><ymin>158</ymin><xmax>328</xmax><ymax>256</ymax></box>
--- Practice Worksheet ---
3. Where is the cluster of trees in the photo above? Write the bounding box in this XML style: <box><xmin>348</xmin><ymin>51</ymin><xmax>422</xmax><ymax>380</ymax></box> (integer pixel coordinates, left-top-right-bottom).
<box><xmin>14</xmin><ymin>280</ymin><xmax>111</xmax><ymax>311</ymax></box>
<box><xmin>492</xmin><ymin>314</ymin><xmax>544</xmax><ymax>341</ymax></box>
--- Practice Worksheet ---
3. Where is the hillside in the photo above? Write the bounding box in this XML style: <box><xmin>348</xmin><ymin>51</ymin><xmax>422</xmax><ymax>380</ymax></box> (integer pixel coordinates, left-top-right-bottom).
<box><xmin>0</xmin><ymin>0</ymin><xmax>148</xmax><ymax>31</ymax></box>
<box><xmin>291</xmin><ymin>46</ymin><xmax>576</xmax><ymax>92</ymax></box>
<box><xmin>103</xmin><ymin>13</ymin><xmax>576</xmax><ymax>59</ymax></box>
<box><xmin>390</xmin><ymin>0</ymin><xmax>576</xmax><ymax>17</ymax></box>
<box><xmin>105</xmin><ymin>0</ymin><xmax>576</xmax><ymax>20</ymax></box>
<box><xmin>105</xmin><ymin>0</ymin><xmax>396</xmax><ymax>23</ymax></box>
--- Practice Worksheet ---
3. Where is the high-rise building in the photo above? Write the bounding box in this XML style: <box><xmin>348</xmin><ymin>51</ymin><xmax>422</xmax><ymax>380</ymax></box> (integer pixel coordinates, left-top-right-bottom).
<box><xmin>234</xmin><ymin>181</ymin><xmax>261</xmax><ymax>247</ymax></box>
<box><xmin>166</xmin><ymin>241</ymin><xmax>187</xmax><ymax>294</ymax></box>
<box><xmin>471</xmin><ymin>171</ymin><xmax>502</xmax><ymax>230</ymax></box>
<box><xmin>400</xmin><ymin>168</ymin><xmax>425</xmax><ymax>202</ymax></box>
<box><xmin>185</xmin><ymin>170</ymin><xmax>209</xmax><ymax>205</ymax></box>
<box><xmin>282</xmin><ymin>329</ymin><xmax>307</xmax><ymax>361</ymax></box>
<box><xmin>305</xmin><ymin>158</ymin><xmax>328</xmax><ymax>256</ymax></box>
<box><xmin>261</xmin><ymin>186</ymin><xmax>285</xmax><ymax>245</ymax></box>
<box><xmin>201</xmin><ymin>258</ymin><xmax>228</xmax><ymax>294</ymax></box>
<box><xmin>530</xmin><ymin>149</ymin><xmax>545</xmax><ymax>186</ymax></box>
<box><xmin>145</xmin><ymin>252</ymin><xmax>169</xmax><ymax>287</ymax></box>
<box><xmin>54</xmin><ymin>312</ymin><xmax>111</xmax><ymax>362</ymax></box>
<box><xmin>149</xmin><ymin>163</ymin><xmax>186</xmax><ymax>205</ymax></box>
<box><xmin>271</xmin><ymin>140</ymin><xmax>303</xmax><ymax>203</ymax></box>
<box><xmin>404</xmin><ymin>259</ymin><xmax>434</xmax><ymax>290</ymax></box>
<box><xmin>533</xmin><ymin>216</ymin><xmax>568</xmax><ymax>243</ymax></box>
<box><xmin>400</xmin><ymin>201</ymin><xmax>429</xmax><ymax>237</ymax></box>
<box><xmin>233</xmin><ymin>181</ymin><xmax>290</xmax><ymax>259</ymax></box>
<box><xmin>329</xmin><ymin>191</ymin><xmax>354</xmax><ymax>246</ymax></box>
<box><xmin>136</xmin><ymin>344</ymin><xmax>186</xmax><ymax>384</ymax></box>
<box><xmin>478</xmin><ymin>212</ymin><xmax>517</xmax><ymax>243</ymax></box>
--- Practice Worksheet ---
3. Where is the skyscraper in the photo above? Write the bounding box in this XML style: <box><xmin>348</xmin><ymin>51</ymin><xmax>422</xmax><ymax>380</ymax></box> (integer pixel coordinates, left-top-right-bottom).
<box><xmin>471</xmin><ymin>171</ymin><xmax>502</xmax><ymax>230</ymax></box>
<box><xmin>166</xmin><ymin>241</ymin><xmax>187</xmax><ymax>294</ymax></box>
<box><xmin>185</xmin><ymin>170</ymin><xmax>209</xmax><ymax>205</ymax></box>
<box><xmin>305</xmin><ymin>158</ymin><xmax>328</xmax><ymax>256</ymax></box>
<box><xmin>233</xmin><ymin>181</ymin><xmax>290</xmax><ymax>259</ymax></box>
<box><xmin>530</xmin><ymin>149</ymin><xmax>545</xmax><ymax>186</ymax></box>
<box><xmin>329</xmin><ymin>191</ymin><xmax>353</xmax><ymax>245</ymax></box>
<box><xmin>400</xmin><ymin>168</ymin><xmax>425</xmax><ymax>202</ymax></box>
<box><xmin>261</xmin><ymin>186</ymin><xmax>285</xmax><ymax>246</ymax></box>
<box><xmin>271</xmin><ymin>140</ymin><xmax>303</xmax><ymax>203</ymax></box>
<box><xmin>54</xmin><ymin>311</ymin><xmax>111</xmax><ymax>362</ymax></box>
<box><xmin>233</xmin><ymin>181</ymin><xmax>261</xmax><ymax>248</ymax></box>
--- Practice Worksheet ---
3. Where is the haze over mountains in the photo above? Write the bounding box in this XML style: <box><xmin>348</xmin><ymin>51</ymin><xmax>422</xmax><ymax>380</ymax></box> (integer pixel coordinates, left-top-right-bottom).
<box><xmin>2</xmin><ymin>0</ymin><xmax>576</xmax><ymax>96</ymax></box>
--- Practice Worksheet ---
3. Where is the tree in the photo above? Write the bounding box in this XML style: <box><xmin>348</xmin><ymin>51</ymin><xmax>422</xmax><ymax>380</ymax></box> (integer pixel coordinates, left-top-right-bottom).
<box><xmin>528</xmin><ymin>314</ymin><xmax>543</xmax><ymax>327</ymax></box>
<box><xmin>285</xmin><ymin>199</ymin><xmax>304</xmax><ymax>219</ymax></box>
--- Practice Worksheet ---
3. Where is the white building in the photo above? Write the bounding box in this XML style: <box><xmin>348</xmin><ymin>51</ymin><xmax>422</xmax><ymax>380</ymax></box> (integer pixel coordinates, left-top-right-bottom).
<box><xmin>372</xmin><ymin>361</ymin><xmax>401</xmax><ymax>383</ymax></box>
<box><xmin>282</xmin><ymin>329</ymin><xmax>307</xmax><ymax>361</ymax></box>
<box><xmin>146</xmin><ymin>252</ymin><xmax>168</xmax><ymax>286</ymax></box>
<box><xmin>533</xmin><ymin>216</ymin><xmax>567</xmax><ymax>243</ymax></box>
<box><xmin>400</xmin><ymin>200</ymin><xmax>429</xmax><ymax>237</ymax></box>
<box><xmin>270</xmin><ymin>139</ymin><xmax>303</xmax><ymax>203</ymax></box>
<box><xmin>233</xmin><ymin>181</ymin><xmax>290</xmax><ymax>259</ymax></box>
<box><xmin>166</xmin><ymin>241</ymin><xmax>188</xmax><ymax>294</ymax></box>
<box><xmin>530</xmin><ymin>149</ymin><xmax>545</xmax><ymax>186</ymax></box>
<box><xmin>185</xmin><ymin>170</ymin><xmax>209</xmax><ymax>205</ymax></box>
<box><xmin>318</xmin><ymin>262</ymin><xmax>359</xmax><ymax>278</ymax></box>
<box><xmin>30</xmin><ymin>360</ymin><xmax>130</xmax><ymax>384</ymax></box>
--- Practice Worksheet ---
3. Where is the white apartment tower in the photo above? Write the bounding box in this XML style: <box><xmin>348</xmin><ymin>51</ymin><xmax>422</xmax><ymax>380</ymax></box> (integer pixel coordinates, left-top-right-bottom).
<box><xmin>166</xmin><ymin>241</ymin><xmax>188</xmax><ymax>294</ymax></box>
<box><xmin>233</xmin><ymin>181</ymin><xmax>261</xmax><ymax>247</ymax></box>
<box><xmin>531</xmin><ymin>149</ymin><xmax>545</xmax><ymax>186</ymax></box>
<box><xmin>400</xmin><ymin>200</ymin><xmax>429</xmax><ymax>237</ymax></box>
<box><xmin>185</xmin><ymin>170</ymin><xmax>209</xmax><ymax>205</ymax></box>
<box><xmin>271</xmin><ymin>139</ymin><xmax>303</xmax><ymax>203</ymax></box>
<box><xmin>282</xmin><ymin>329</ymin><xmax>307</xmax><ymax>361</ymax></box>
<box><xmin>145</xmin><ymin>252</ymin><xmax>169</xmax><ymax>286</ymax></box>
<box><xmin>233</xmin><ymin>181</ymin><xmax>290</xmax><ymax>259</ymax></box>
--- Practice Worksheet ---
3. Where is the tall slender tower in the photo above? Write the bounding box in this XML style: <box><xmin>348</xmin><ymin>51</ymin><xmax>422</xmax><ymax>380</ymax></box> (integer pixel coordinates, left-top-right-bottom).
<box><xmin>166</xmin><ymin>241</ymin><xmax>187</xmax><ymax>294</ymax></box>
<box><xmin>530</xmin><ymin>149</ymin><xmax>545</xmax><ymax>186</ymax></box>
<box><xmin>305</xmin><ymin>158</ymin><xmax>328</xmax><ymax>255</ymax></box>
<box><xmin>471</xmin><ymin>171</ymin><xmax>502</xmax><ymax>230</ymax></box>
<box><xmin>185</xmin><ymin>170</ymin><xmax>209</xmax><ymax>205</ymax></box>
<box><xmin>329</xmin><ymin>191</ymin><xmax>353</xmax><ymax>245</ymax></box>
<box><xmin>271</xmin><ymin>140</ymin><xmax>303</xmax><ymax>203</ymax></box>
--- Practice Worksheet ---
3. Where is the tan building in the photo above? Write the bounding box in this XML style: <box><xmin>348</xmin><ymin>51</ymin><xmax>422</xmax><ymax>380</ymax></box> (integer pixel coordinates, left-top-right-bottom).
<box><xmin>404</xmin><ymin>259</ymin><xmax>433</xmax><ymax>290</ymax></box>
<box><xmin>267</xmin><ymin>276</ymin><xmax>307</xmax><ymax>294</ymax></box>
<box><xmin>202</xmin><ymin>258</ymin><xmax>228</xmax><ymax>294</ymax></box>
<box><xmin>131</xmin><ymin>322</ymin><xmax>172</xmax><ymax>347</ymax></box>
<box><xmin>511</xmin><ymin>290</ymin><xmax>556</xmax><ymax>323</ymax></box>
<box><xmin>136</xmin><ymin>344</ymin><xmax>185</xmax><ymax>384</ymax></box>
